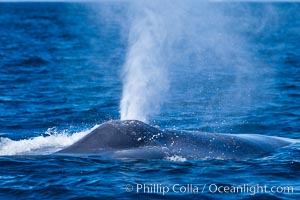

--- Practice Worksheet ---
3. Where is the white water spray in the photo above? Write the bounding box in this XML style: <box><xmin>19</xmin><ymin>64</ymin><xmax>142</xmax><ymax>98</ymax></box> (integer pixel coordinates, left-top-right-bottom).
<box><xmin>120</xmin><ymin>1</ymin><xmax>171</xmax><ymax>122</ymax></box>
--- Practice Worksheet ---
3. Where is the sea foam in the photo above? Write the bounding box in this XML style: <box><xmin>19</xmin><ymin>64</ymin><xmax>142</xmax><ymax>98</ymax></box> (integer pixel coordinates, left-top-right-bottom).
<box><xmin>0</xmin><ymin>125</ymin><xmax>99</xmax><ymax>156</ymax></box>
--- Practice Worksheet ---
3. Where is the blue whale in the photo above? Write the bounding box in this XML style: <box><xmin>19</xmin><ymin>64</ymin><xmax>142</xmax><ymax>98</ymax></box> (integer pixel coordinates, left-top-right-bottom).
<box><xmin>56</xmin><ymin>120</ymin><xmax>296</xmax><ymax>160</ymax></box>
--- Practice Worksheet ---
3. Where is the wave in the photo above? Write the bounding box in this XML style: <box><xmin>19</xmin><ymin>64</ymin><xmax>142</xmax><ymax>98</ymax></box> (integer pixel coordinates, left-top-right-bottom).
<box><xmin>0</xmin><ymin>125</ymin><xmax>99</xmax><ymax>156</ymax></box>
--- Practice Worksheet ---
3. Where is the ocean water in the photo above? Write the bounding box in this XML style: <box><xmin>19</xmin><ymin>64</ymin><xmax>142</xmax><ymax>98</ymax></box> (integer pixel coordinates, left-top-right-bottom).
<box><xmin>0</xmin><ymin>2</ymin><xmax>299</xmax><ymax>200</ymax></box>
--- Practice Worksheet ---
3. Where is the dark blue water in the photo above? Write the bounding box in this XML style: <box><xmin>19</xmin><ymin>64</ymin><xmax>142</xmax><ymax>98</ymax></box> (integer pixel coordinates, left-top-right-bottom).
<box><xmin>0</xmin><ymin>2</ymin><xmax>299</xmax><ymax>200</ymax></box>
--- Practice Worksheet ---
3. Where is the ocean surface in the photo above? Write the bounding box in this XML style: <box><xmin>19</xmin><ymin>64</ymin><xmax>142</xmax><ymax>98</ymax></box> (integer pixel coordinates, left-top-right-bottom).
<box><xmin>0</xmin><ymin>2</ymin><xmax>299</xmax><ymax>200</ymax></box>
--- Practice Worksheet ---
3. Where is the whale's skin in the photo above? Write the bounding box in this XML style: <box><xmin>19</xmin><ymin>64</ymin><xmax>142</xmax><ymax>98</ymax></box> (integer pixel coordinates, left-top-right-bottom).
<box><xmin>56</xmin><ymin>120</ymin><xmax>295</xmax><ymax>160</ymax></box>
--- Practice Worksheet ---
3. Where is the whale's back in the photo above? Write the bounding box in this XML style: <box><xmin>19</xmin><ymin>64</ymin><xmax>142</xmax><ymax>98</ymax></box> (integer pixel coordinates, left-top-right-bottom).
<box><xmin>56</xmin><ymin>120</ymin><xmax>296</xmax><ymax>159</ymax></box>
